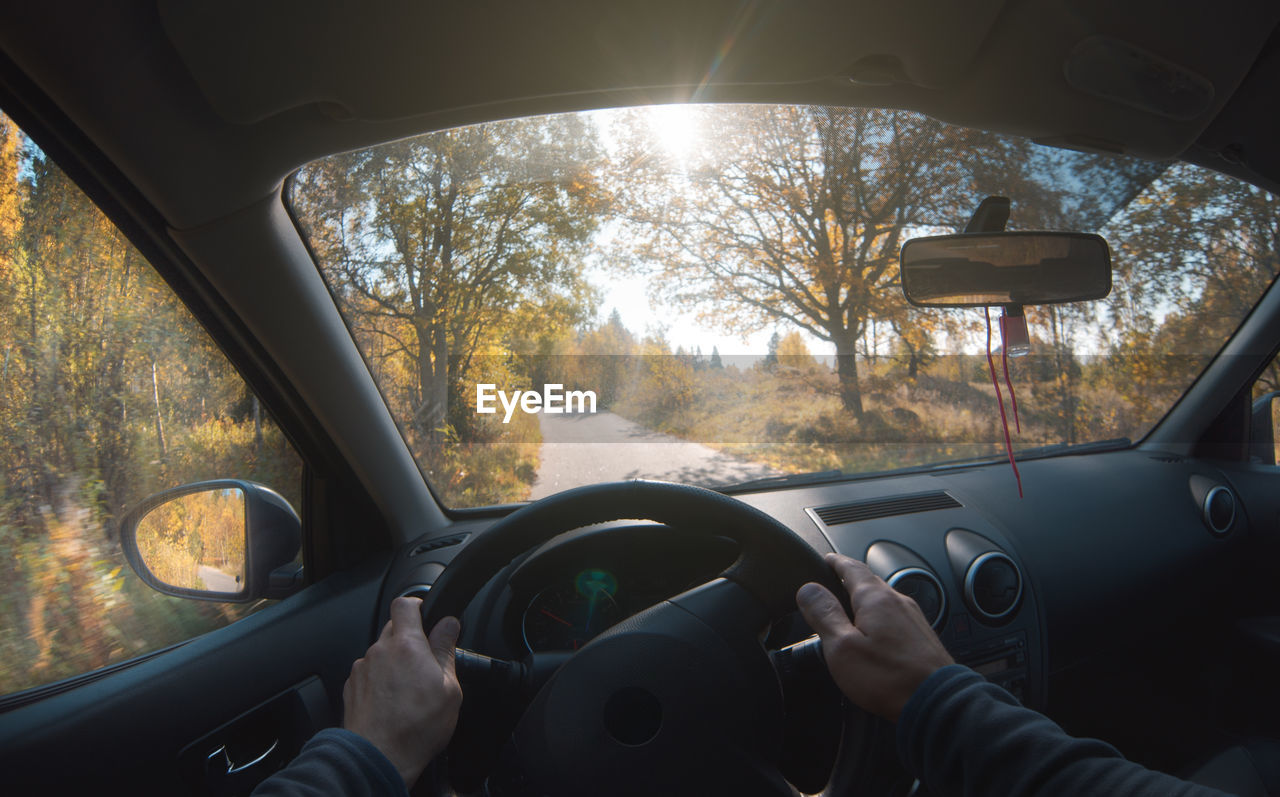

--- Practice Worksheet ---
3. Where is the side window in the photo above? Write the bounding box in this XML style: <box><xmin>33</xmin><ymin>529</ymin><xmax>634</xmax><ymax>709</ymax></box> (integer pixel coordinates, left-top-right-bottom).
<box><xmin>0</xmin><ymin>112</ymin><xmax>303</xmax><ymax>696</ymax></box>
<box><xmin>1254</xmin><ymin>353</ymin><xmax>1280</xmax><ymax>465</ymax></box>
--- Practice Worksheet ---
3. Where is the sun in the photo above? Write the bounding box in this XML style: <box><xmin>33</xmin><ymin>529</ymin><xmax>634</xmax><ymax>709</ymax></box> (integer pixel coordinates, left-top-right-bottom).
<box><xmin>645</xmin><ymin>104</ymin><xmax>701</xmax><ymax>162</ymax></box>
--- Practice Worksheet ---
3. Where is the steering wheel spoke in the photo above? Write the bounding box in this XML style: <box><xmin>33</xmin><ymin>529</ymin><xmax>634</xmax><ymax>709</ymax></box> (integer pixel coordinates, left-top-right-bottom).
<box><xmin>667</xmin><ymin>577</ymin><xmax>772</xmax><ymax>646</ymax></box>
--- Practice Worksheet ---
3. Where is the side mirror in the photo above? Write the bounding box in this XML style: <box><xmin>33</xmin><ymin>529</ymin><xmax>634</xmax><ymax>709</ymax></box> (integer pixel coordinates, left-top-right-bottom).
<box><xmin>1251</xmin><ymin>390</ymin><xmax>1280</xmax><ymax>466</ymax></box>
<box><xmin>120</xmin><ymin>480</ymin><xmax>302</xmax><ymax>602</ymax></box>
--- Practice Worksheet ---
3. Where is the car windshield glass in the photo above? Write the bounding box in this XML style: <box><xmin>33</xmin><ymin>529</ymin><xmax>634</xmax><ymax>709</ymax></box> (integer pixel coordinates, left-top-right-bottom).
<box><xmin>288</xmin><ymin>105</ymin><xmax>1280</xmax><ymax>508</ymax></box>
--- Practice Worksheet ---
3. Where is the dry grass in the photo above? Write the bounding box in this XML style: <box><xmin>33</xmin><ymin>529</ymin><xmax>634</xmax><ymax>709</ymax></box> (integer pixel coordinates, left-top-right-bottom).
<box><xmin>613</xmin><ymin>357</ymin><xmax>1160</xmax><ymax>478</ymax></box>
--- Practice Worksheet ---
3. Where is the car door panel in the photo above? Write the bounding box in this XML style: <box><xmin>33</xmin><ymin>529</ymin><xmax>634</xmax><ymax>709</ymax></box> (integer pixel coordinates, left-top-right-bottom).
<box><xmin>0</xmin><ymin>556</ymin><xmax>388</xmax><ymax>795</ymax></box>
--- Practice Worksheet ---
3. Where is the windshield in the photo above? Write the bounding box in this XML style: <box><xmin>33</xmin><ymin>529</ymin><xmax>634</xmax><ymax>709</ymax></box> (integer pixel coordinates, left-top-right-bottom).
<box><xmin>289</xmin><ymin>105</ymin><xmax>1280</xmax><ymax>508</ymax></box>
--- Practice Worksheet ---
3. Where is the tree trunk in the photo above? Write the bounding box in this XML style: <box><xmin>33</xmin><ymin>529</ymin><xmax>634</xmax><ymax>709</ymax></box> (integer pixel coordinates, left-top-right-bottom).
<box><xmin>833</xmin><ymin>335</ymin><xmax>864</xmax><ymax>417</ymax></box>
<box><xmin>150</xmin><ymin>359</ymin><xmax>167</xmax><ymax>460</ymax></box>
<box><xmin>415</xmin><ymin>322</ymin><xmax>450</xmax><ymax>442</ymax></box>
<box><xmin>1048</xmin><ymin>307</ymin><xmax>1076</xmax><ymax>444</ymax></box>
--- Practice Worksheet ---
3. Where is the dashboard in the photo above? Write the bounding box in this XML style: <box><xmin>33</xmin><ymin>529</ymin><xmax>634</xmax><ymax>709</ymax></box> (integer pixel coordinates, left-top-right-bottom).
<box><xmin>383</xmin><ymin>447</ymin><xmax>1263</xmax><ymax>725</ymax></box>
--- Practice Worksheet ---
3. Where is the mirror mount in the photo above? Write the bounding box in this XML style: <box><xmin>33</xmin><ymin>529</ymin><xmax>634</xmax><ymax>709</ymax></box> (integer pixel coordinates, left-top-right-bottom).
<box><xmin>965</xmin><ymin>197</ymin><xmax>1040</xmax><ymax>335</ymax></box>
<box><xmin>964</xmin><ymin>195</ymin><xmax>1011</xmax><ymax>234</ymax></box>
<box><xmin>268</xmin><ymin>562</ymin><xmax>306</xmax><ymax>598</ymax></box>
<box><xmin>120</xmin><ymin>479</ymin><xmax>302</xmax><ymax>603</ymax></box>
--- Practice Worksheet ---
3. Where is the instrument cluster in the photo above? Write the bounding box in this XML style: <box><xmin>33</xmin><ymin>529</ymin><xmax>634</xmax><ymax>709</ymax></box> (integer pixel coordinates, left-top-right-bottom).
<box><xmin>509</xmin><ymin>525</ymin><xmax>739</xmax><ymax>653</ymax></box>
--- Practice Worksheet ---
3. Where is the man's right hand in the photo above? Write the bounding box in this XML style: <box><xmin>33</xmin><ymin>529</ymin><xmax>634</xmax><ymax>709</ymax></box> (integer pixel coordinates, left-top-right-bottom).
<box><xmin>343</xmin><ymin>597</ymin><xmax>462</xmax><ymax>788</ymax></box>
<box><xmin>796</xmin><ymin>553</ymin><xmax>954</xmax><ymax>722</ymax></box>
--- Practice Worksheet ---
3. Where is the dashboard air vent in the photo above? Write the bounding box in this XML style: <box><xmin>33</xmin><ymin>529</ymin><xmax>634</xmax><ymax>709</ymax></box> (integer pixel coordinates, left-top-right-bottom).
<box><xmin>1189</xmin><ymin>476</ymin><xmax>1238</xmax><ymax>537</ymax></box>
<box><xmin>1203</xmin><ymin>485</ymin><xmax>1236</xmax><ymax>536</ymax></box>
<box><xmin>888</xmin><ymin>568</ymin><xmax>947</xmax><ymax>629</ymax></box>
<box><xmin>810</xmin><ymin>491</ymin><xmax>961</xmax><ymax>527</ymax></box>
<box><xmin>964</xmin><ymin>552</ymin><xmax>1022</xmax><ymax>622</ymax></box>
<box><xmin>409</xmin><ymin>533</ymin><xmax>469</xmax><ymax>558</ymax></box>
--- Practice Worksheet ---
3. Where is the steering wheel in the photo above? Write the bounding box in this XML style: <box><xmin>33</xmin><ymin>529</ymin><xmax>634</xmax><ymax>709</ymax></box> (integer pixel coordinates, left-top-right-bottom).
<box><xmin>419</xmin><ymin>480</ymin><xmax>859</xmax><ymax>796</ymax></box>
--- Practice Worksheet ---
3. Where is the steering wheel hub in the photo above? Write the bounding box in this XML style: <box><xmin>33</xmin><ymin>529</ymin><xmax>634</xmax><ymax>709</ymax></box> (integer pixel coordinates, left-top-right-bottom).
<box><xmin>604</xmin><ymin>687</ymin><xmax>662</xmax><ymax>746</ymax></box>
<box><xmin>495</xmin><ymin>580</ymin><xmax>788</xmax><ymax>795</ymax></box>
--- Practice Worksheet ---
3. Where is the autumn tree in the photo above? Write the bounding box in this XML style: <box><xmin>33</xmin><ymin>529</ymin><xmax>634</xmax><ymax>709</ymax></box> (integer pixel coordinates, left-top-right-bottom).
<box><xmin>774</xmin><ymin>330</ymin><xmax>815</xmax><ymax>371</ymax></box>
<box><xmin>291</xmin><ymin>115</ymin><xmax>610</xmax><ymax>445</ymax></box>
<box><xmin>617</xmin><ymin>106</ymin><xmax>1039</xmax><ymax>417</ymax></box>
<box><xmin>1109</xmin><ymin>163</ymin><xmax>1279</xmax><ymax>337</ymax></box>
<box><xmin>0</xmin><ymin>113</ymin><xmax>20</xmax><ymax>309</ymax></box>
<box><xmin>1094</xmin><ymin>163</ymin><xmax>1280</xmax><ymax>423</ymax></box>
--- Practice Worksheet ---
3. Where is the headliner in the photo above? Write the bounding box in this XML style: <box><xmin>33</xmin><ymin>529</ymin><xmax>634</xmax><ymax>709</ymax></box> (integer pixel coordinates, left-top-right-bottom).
<box><xmin>0</xmin><ymin>0</ymin><xmax>1277</xmax><ymax>230</ymax></box>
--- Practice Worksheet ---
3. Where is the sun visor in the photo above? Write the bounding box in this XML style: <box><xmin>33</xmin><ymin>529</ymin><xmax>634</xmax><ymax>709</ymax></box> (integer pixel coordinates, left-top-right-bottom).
<box><xmin>158</xmin><ymin>0</ymin><xmax>1008</xmax><ymax>124</ymax></box>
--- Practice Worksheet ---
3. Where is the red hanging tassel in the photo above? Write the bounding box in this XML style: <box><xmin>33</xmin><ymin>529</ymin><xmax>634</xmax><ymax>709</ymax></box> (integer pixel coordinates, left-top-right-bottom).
<box><xmin>986</xmin><ymin>307</ymin><xmax>1022</xmax><ymax>498</ymax></box>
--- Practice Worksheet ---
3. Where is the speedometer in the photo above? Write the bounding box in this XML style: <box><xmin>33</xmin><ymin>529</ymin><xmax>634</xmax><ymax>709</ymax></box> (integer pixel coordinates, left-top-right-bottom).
<box><xmin>522</xmin><ymin>568</ymin><xmax>623</xmax><ymax>651</ymax></box>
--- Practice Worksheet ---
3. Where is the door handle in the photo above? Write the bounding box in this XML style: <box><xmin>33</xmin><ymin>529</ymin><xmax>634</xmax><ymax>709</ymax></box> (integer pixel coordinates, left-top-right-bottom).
<box><xmin>205</xmin><ymin>739</ymin><xmax>279</xmax><ymax>796</ymax></box>
<box><xmin>208</xmin><ymin>738</ymin><xmax>279</xmax><ymax>775</ymax></box>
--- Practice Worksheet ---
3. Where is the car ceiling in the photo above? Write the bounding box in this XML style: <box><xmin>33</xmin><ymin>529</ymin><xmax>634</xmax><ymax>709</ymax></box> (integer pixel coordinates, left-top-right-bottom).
<box><xmin>1</xmin><ymin>0</ymin><xmax>1279</xmax><ymax>234</ymax></box>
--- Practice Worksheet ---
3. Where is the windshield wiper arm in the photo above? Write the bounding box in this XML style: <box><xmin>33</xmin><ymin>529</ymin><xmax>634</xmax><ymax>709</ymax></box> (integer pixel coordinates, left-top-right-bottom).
<box><xmin>716</xmin><ymin>469</ymin><xmax>845</xmax><ymax>493</ymax></box>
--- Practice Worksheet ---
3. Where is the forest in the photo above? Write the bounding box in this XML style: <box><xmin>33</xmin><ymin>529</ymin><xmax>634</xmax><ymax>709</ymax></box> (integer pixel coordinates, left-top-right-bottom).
<box><xmin>0</xmin><ymin>113</ymin><xmax>300</xmax><ymax>694</ymax></box>
<box><xmin>3</xmin><ymin>103</ymin><xmax>1278</xmax><ymax>695</ymax></box>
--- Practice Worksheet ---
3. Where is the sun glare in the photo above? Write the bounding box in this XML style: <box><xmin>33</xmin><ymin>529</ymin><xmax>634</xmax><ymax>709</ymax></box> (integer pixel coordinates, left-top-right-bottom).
<box><xmin>646</xmin><ymin>104</ymin><xmax>700</xmax><ymax>162</ymax></box>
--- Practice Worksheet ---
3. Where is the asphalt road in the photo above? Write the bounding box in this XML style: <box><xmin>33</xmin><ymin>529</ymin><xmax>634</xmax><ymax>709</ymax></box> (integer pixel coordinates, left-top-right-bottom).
<box><xmin>530</xmin><ymin>411</ymin><xmax>781</xmax><ymax>499</ymax></box>
<box><xmin>197</xmin><ymin>564</ymin><xmax>240</xmax><ymax>593</ymax></box>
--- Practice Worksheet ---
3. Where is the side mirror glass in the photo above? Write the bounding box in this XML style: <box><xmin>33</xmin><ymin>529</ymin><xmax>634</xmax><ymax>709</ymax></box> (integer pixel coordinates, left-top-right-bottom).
<box><xmin>121</xmin><ymin>480</ymin><xmax>301</xmax><ymax>602</ymax></box>
<box><xmin>135</xmin><ymin>486</ymin><xmax>246</xmax><ymax>595</ymax></box>
<box><xmin>900</xmin><ymin>231</ymin><xmax>1112</xmax><ymax>307</ymax></box>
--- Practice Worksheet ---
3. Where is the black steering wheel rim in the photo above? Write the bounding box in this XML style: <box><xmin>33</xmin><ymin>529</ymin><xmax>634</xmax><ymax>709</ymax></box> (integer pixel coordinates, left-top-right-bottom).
<box><xmin>418</xmin><ymin>479</ymin><xmax>852</xmax><ymax>795</ymax></box>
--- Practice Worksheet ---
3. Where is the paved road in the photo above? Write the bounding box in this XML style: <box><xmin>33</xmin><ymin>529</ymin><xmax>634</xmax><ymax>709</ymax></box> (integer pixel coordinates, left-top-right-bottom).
<box><xmin>197</xmin><ymin>564</ymin><xmax>240</xmax><ymax>593</ymax></box>
<box><xmin>530</xmin><ymin>411</ymin><xmax>781</xmax><ymax>499</ymax></box>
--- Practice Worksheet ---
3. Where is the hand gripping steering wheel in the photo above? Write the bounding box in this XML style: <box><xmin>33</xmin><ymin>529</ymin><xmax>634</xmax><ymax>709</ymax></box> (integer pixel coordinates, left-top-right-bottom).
<box><xmin>419</xmin><ymin>480</ymin><xmax>862</xmax><ymax>796</ymax></box>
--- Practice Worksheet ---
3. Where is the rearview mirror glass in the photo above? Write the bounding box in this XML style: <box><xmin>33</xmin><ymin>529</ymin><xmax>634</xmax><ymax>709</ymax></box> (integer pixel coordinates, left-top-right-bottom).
<box><xmin>133</xmin><ymin>486</ymin><xmax>246</xmax><ymax>597</ymax></box>
<box><xmin>901</xmin><ymin>231</ymin><xmax>1111</xmax><ymax>307</ymax></box>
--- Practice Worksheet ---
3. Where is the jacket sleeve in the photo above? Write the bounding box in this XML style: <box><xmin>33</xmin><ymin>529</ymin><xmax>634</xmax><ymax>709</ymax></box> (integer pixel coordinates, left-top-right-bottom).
<box><xmin>896</xmin><ymin>665</ymin><xmax>1233</xmax><ymax>797</ymax></box>
<box><xmin>250</xmin><ymin>728</ymin><xmax>408</xmax><ymax>797</ymax></box>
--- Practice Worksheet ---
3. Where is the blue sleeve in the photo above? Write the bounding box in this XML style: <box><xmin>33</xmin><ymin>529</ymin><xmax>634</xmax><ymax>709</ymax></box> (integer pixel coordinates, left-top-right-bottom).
<box><xmin>896</xmin><ymin>665</ymin><xmax>1233</xmax><ymax>797</ymax></box>
<box><xmin>250</xmin><ymin>728</ymin><xmax>408</xmax><ymax>797</ymax></box>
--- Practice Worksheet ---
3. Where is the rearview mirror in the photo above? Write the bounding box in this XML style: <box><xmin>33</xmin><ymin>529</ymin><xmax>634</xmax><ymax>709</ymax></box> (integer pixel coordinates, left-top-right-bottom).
<box><xmin>121</xmin><ymin>480</ymin><xmax>302</xmax><ymax>602</ymax></box>
<box><xmin>901</xmin><ymin>231</ymin><xmax>1111</xmax><ymax>307</ymax></box>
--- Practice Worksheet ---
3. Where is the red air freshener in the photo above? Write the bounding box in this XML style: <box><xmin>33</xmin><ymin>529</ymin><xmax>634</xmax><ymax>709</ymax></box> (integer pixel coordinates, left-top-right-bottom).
<box><xmin>985</xmin><ymin>307</ymin><xmax>1023</xmax><ymax>498</ymax></box>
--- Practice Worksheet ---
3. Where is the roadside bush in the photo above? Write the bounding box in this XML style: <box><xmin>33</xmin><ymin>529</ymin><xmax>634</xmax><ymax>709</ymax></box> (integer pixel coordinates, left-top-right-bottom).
<box><xmin>421</xmin><ymin>410</ymin><xmax>543</xmax><ymax>507</ymax></box>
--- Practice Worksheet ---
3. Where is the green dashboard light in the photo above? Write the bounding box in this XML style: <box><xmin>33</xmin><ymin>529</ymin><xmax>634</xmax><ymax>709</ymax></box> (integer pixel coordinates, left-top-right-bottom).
<box><xmin>575</xmin><ymin>567</ymin><xmax>618</xmax><ymax>599</ymax></box>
